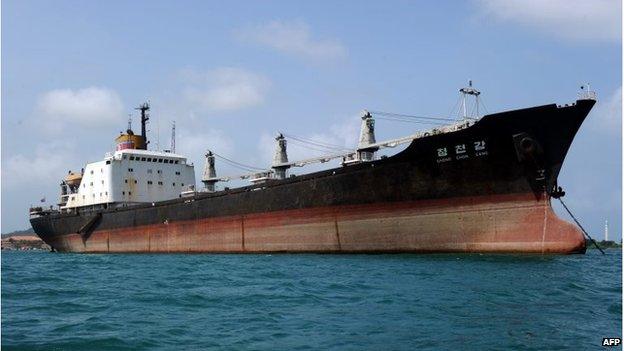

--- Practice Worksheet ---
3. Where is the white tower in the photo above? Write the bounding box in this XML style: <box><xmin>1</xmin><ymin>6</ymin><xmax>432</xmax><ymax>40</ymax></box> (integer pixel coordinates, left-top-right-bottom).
<box><xmin>605</xmin><ymin>219</ymin><xmax>609</xmax><ymax>241</ymax></box>
<box><xmin>357</xmin><ymin>110</ymin><xmax>378</xmax><ymax>161</ymax></box>
<box><xmin>272</xmin><ymin>133</ymin><xmax>290</xmax><ymax>180</ymax></box>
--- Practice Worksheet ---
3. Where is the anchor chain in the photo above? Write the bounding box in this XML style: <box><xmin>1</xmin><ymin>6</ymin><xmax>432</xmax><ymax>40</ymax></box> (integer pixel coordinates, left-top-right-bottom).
<box><xmin>554</xmin><ymin>191</ymin><xmax>605</xmax><ymax>254</ymax></box>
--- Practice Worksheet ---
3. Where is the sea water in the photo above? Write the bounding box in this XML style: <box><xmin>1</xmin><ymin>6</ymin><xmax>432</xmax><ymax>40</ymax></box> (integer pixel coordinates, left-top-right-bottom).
<box><xmin>2</xmin><ymin>250</ymin><xmax>621</xmax><ymax>350</ymax></box>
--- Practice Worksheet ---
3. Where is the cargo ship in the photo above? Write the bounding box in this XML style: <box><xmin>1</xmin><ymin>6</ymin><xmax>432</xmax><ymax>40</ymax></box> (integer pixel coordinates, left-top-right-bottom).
<box><xmin>30</xmin><ymin>83</ymin><xmax>597</xmax><ymax>254</ymax></box>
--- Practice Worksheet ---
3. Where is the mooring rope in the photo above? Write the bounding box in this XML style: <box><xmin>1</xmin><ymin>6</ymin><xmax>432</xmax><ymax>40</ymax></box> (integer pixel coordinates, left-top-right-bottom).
<box><xmin>557</xmin><ymin>198</ymin><xmax>605</xmax><ymax>254</ymax></box>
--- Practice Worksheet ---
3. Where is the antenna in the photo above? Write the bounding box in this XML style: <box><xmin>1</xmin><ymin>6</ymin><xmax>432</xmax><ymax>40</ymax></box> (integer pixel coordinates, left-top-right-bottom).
<box><xmin>127</xmin><ymin>114</ymin><xmax>132</xmax><ymax>132</ymax></box>
<box><xmin>459</xmin><ymin>80</ymin><xmax>481</xmax><ymax>120</ymax></box>
<box><xmin>171</xmin><ymin>121</ymin><xmax>176</xmax><ymax>153</ymax></box>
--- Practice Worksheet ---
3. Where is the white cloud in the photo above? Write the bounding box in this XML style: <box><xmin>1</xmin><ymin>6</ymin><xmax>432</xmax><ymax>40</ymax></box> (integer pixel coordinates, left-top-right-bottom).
<box><xmin>177</xmin><ymin>128</ymin><xmax>233</xmax><ymax>157</ymax></box>
<box><xmin>237</xmin><ymin>20</ymin><xmax>347</xmax><ymax>61</ymax></box>
<box><xmin>176</xmin><ymin>128</ymin><xmax>234</xmax><ymax>180</ymax></box>
<box><xmin>183</xmin><ymin>68</ymin><xmax>271</xmax><ymax>112</ymax></box>
<box><xmin>2</xmin><ymin>142</ymin><xmax>79</xmax><ymax>188</ymax></box>
<box><xmin>36</xmin><ymin>87</ymin><xmax>124</xmax><ymax>132</ymax></box>
<box><xmin>588</xmin><ymin>86</ymin><xmax>622</xmax><ymax>134</ymax></box>
<box><xmin>476</xmin><ymin>0</ymin><xmax>621</xmax><ymax>42</ymax></box>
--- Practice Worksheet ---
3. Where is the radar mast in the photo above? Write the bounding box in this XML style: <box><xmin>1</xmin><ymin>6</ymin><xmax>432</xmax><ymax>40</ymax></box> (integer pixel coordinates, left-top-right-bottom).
<box><xmin>135</xmin><ymin>102</ymin><xmax>150</xmax><ymax>150</ymax></box>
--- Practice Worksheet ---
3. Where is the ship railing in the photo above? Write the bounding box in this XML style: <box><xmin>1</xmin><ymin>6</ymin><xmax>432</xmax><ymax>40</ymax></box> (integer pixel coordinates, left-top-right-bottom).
<box><xmin>578</xmin><ymin>90</ymin><xmax>597</xmax><ymax>101</ymax></box>
<box><xmin>364</xmin><ymin>119</ymin><xmax>474</xmax><ymax>150</ymax></box>
<box><xmin>29</xmin><ymin>206</ymin><xmax>59</xmax><ymax>218</ymax></box>
<box><xmin>218</xmin><ymin>118</ymin><xmax>478</xmax><ymax>184</ymax></box>
<box><xmin>209</xmin><ymin>118</ymin><xmax>478</xmax><ymax>186</ymax></box>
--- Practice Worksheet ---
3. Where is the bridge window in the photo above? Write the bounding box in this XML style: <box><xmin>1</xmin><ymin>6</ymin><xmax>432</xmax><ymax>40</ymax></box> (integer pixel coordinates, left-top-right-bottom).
<box><xmin>152</xmin><ymin>158</ymin><xmax>157</xmax><ymax>162</ymax></box>
<box><xmin>141</xmin><ymin>157</ymin><xmax>146</xmax><ymax>161</ymax></box>
<box><xmin>106</xmin><ymin>160</ymin><xmax>111</xmax><ymax>165</ymax></box>
<box><xmin>158</xmin><ymin>158</ymin><xmax>163</xmax><ymax>163</ymax></box>
<box><xmin>147</xmin><ymin>158</ymin><xmax>152</xmax><ymax>162</ymax></box>
<box><xmin>175</xmin><ymin>160</ymin><xmax>179</xmax><ymax>164</ymax></box>
<box><xmin>128</xmin><ymin>168</ymin><xmax>134</xmax><ymax>172</ymax></box>
<box><xmin>158</xmin><ymin>181</ymin><xmax>163</xmax><ymax>185</ymax></box>
<box><xmin>175</xmin><ymin>171</ymin><xmax>180</xmax><ymax>175</ymax></box>
<box><xmin>147</xmin><ymin>181</ymin><xmax>153</xmax><ymax>185</ymax></box>
<box><xmin>130</xmin><ymin>156</ymin><xmax>135</xmax><ymax>160</ymax></box>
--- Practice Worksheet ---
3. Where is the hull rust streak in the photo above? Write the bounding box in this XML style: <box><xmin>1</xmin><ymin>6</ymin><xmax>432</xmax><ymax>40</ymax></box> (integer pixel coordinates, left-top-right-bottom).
<box><xmin>42</xmin><ymin>194</ymin><xmax>584</xmax><ymax>254</ymax></box>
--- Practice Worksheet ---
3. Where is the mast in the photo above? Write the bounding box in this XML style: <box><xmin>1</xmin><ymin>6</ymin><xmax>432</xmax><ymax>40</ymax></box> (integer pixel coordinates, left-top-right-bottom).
<box><xmin>171</xmin><ymin>121</ymin><xmax>176</xmax><ymax>153</ymax></box>
<box><xmin>135</xmin><ymin>102</ymin><xmax>150</xmax><ymax>150</ymax></box>
<box><xmin>127</xmin><ymin>114</ymin><xmax>132</xmax><ymax>132</ymax></box>
<box><xmin>459</xmin><ymin>80</ymin><xmax>481</xmax><ymax>120</ymax></box>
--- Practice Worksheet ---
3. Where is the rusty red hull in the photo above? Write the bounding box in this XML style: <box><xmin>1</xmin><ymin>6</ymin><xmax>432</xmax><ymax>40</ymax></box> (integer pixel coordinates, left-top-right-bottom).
<box><xmin>42</xmin><ymin>193</ymin><xmax>585</xmax><ymax>254</ymax></box>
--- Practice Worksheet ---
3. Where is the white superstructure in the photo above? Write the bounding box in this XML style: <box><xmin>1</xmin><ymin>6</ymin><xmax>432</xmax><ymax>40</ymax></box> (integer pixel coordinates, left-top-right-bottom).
<box><xmin>58</xmin><ymin>102</ymin><xmax>195</xmax><ymax>211</ymax></box>
<box><xmin>61</xmin><ymin>149</ymin><xmax>195</xmax><ymax>210</ymax></box>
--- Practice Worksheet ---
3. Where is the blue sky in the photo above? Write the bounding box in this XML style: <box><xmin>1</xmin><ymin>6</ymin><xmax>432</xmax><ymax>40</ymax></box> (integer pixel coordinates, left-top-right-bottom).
<box><xmin>2</xmin><ymin>0</ymin><xmax>622</xmax><ymax>240</ymax></box>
